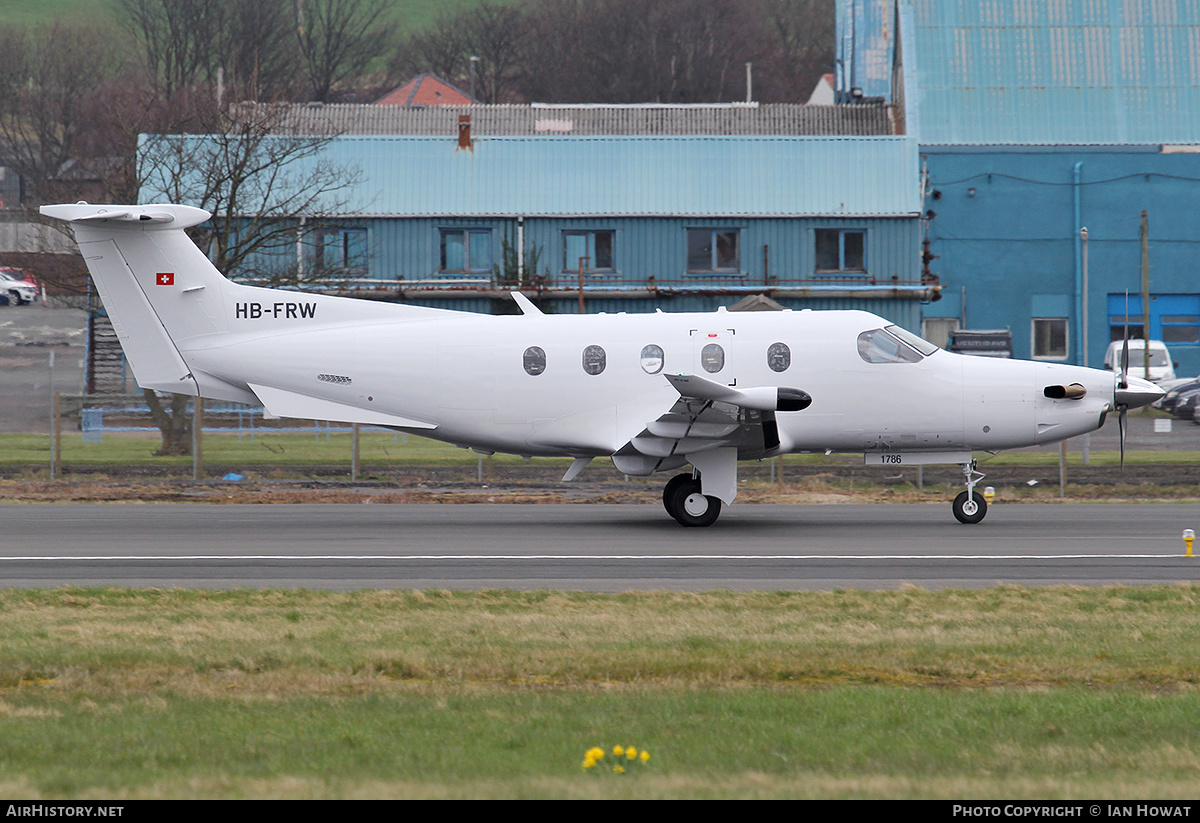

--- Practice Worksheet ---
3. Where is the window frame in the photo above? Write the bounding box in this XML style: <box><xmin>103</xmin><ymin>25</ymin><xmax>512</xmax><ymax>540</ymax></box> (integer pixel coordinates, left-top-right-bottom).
<box><xmin>315</xmin><ymin>227</ymin><xmax>368</xmax><ymax>274</ymax></box>
<box><xmin>686</xmin><ymin>228</ymin><xmax>741</xmax><ymax>274</ymax></box>
<box><xmin>562</xmin><ymin>230</ymin><xmax>615</xmax><ymax>274</ymax></box>
<box><xmin>1031</xmin><ymin>317</ymin><xmax>1069</xmax><ymax>361</ymax></box>
<box><xmin>1161</xmin><ymin>315</ymin><xmax>1200</xmax><ymax>345</ymax></box>
<box><xmin>439</xmin><ymin>228</ymin><xmax>493</xmax><ymax>274</ymax></box>
<box><xmin>815</xmin><ymin>228</ymin><xmax>866</xmax><ymax>273</ymax></box>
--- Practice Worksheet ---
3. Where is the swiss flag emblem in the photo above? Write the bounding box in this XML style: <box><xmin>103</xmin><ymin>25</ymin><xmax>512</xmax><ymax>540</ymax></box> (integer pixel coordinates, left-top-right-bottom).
<box><xmin>156</xmin><ymin>272</ymin><xmax>175</xmax><ymax>286</ymax></box>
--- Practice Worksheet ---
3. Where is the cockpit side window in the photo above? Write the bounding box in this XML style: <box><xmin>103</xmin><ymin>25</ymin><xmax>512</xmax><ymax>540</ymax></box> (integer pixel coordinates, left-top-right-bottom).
<box><xmin>857</xmin><ymin>328</ymin><xmax>924</xmax><ymax>364</ymax></box>
<box><xmin>885</xmin><ymin>324</ymin><xmax>940</xmax><ymax>356</ymax></box>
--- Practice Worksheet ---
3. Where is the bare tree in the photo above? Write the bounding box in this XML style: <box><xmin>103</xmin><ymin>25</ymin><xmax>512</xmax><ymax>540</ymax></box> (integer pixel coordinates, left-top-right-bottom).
<box><xmin>394</xmin><ymin>1</ymin><xmax>530</xmax><ymax>103</ymax></box>
<box><xmin>393</xmin><ymin>16</ymin><xmax>469</xmax><ymax>86</ymax></box>
<box><xmin>296</xmin><ymin>0</ymin><xmax>395</xmax><ymax>102</ymax></box>
<box><xmin>127</xmin><ymin>102</ymin><xmax>360</xmax><ymax>455</ymax></box>
<box><xmin>118</xmin><ymin>0</ymin><xmax>303</xmax><ymax>101</ymax></box>
<box><xmin>116</xmin><ymin>0</ymin><xmax>214</xmax><ymax>97</ymax></box>
<box><xmin>760</xmin><ymin>0</ymin><xmax>835</xmax><ymax>102</ymax></box>
<box><xmin>0</xmin><ymin>21</ymin><xmax>118</xmax><ymax>206</ymax></box>
<box><xmin>437</xmin><ymin>0</ymin><xmax>833</xmax><ymax>104</ymax></box>
<box><xmin>139</xmin><ymin>102</ymin><xmax>363</xmax><ymax>284</ymax></box>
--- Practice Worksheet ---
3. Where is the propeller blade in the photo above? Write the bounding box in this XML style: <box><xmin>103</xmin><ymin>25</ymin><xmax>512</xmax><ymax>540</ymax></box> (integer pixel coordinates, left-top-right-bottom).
<box><xmin>1120</xmin><ymin>295</ymin><xmax>1130</xmax><ymax>389</ymax></box>
<box><xmin>1118</xmin><ymin>407</ymin><xmax>1126</xmax><ymax>472</ymax></box>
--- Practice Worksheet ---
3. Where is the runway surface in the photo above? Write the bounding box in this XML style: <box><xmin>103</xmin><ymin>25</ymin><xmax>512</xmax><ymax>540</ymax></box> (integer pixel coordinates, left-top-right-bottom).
<box><xmin>3</xmin><ymin>502</ymin><xmax>1199</xmax><ymax>590</ymax></box>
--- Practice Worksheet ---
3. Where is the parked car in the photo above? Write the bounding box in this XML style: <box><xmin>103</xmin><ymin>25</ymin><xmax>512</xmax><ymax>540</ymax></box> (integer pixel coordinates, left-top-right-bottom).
<box><xmin>0</xmin><ymin>268</ymin><xmax>37</xmax><ymax>306</ymax></box>
<box><xmin>1171</xmin><ymin>388</ymin><xmax>1200</xmax><ymax>422</ymax></box>
<box><xmin>1103</xmin><ymin>339</ymin><xmax>1177</xmax><ymax>384</ymax></box>
<box><xmin>1154</xmin><ymin>377</ymin><xmax>1200</xmax><ymax>412</ymax></box>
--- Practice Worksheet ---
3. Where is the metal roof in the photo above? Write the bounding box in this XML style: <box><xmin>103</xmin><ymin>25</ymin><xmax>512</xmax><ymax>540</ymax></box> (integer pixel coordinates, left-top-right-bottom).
<box><xmin>313</xmin><ymin>135</ymin><xmax>917</xmax><ymax>217</ymax></box>
<box><xmin>837</xmin><ymin>0</ymin><xmax>896</xmax><ymax>100</ymax></box>
<box><xmin>262</xmin><ymin>101</ymin><xmax>897</xmax><ymax>137</ymax></box>
<box><xmin>141</xmin><ymin>134</ymin><xmax>920</xmax><ymax>218</ymax></box>
<box><xmin>905</xmin><ymin>0</ymin><xmax>1200</xmax><ymax>144</ymax></box>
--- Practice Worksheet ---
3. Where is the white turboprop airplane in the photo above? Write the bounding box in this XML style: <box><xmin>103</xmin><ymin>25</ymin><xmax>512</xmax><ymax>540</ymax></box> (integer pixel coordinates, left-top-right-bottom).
<box><xmin>42</xmin><ymin>203</ymin><xmax>1164</xmax><ymax>526</ymax></box>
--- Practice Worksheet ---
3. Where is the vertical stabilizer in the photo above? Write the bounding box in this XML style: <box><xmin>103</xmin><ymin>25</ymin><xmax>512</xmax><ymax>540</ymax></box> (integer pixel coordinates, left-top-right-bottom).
<box><xmin>41</xmin><ymin>203</ymin><xmax>253</xmax><ymax>401</ymax></box>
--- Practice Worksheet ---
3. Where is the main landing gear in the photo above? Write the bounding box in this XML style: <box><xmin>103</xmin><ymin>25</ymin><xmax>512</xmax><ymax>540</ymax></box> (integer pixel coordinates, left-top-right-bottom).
<box><xmin>952</xmin><ymin>460</ymin><xmax>987</xmax><ymax>524</ymax></box>
<box><xmin>662</xmin><ymin>472</ymin><xmax>722</xmax><ymax>527</ymax></box>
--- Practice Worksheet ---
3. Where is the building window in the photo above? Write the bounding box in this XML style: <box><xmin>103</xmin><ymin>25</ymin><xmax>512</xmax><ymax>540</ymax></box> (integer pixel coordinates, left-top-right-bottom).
<box><xmin>1032</xmin><ymin>318</ymin><xmax>1068</xmax><ymax>360</ymax></box>
<box><xmin>1162</xmin><ymin>315</ymin><xmax>1200</xmax><ymax>344</ymax></box>
<box><xmin>921</xmin><ymin>317</ymin><xmax>959</xmax><ymax>350</ymax></box>
<box><xmin>687</xmin><ymin>228</ymin><xmax>740</xmax><ymax>273</ymax></box>
<box><xmin>815</xmin><ymin>229</ymin><xmax>865</xmax><ymax>272</ymax></box>
<box><xmin>317</xmin><ymin>228</ymin><xmax>367</xmax><ymax>273</ymax></box>
<box><xmin>440</xmin><ymin>229</ymin><xmax>492</xmax><ymax>273</ymax></box>
<box><xmin>563</xmin><ymin>230</ymin><xmax>614</xmax><ymax>272</ymax></box>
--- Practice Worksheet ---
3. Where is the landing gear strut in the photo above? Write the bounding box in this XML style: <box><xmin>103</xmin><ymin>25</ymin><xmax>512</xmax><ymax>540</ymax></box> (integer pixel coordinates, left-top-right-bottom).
<box><xmin>952</xmin><ymin>461</ymin><xmax>987</xmax><ymax>524</ymax></box>
<box><xmin>662</xmin><ymin>472</ymin><xmax>722</xmax><ymax>527</ymax></box>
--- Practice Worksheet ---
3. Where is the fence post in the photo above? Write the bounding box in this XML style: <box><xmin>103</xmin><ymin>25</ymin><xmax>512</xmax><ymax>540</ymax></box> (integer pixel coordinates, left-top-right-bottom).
<box><xmin>352</xmin><ymin>423</ymin><xmax>360</xmax><ymax>481</ymax></box>
<box><xmin>51</xmin><ymin>391</ymin><xmax>61</xmax><ymax>480</ymax></box>
<box><xmin>192</xmin><ymin>397</ymin><xmax>204</xmax><ymax>481</ymax></box>
<box><xmin>1059</xmin><ymin>439</ymin><xmax>1067</xmax><ymax>498</ymax></box>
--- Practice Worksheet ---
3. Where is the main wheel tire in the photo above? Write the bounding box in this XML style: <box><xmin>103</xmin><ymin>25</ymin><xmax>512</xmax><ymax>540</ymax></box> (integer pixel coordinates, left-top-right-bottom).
<box><xmin>662</xmin><ymin>473</ymin><xmax>693</xmax><ymax>516</ymax></box>
<box><xmin>665</xmin><ymin>476</ymin><xmax>722</xmax><ymax>527</ymax></box>
<box><xmin>952</xmin><ymin>490</ymin><xmax>987</xmax><ymax>524</ymax></box>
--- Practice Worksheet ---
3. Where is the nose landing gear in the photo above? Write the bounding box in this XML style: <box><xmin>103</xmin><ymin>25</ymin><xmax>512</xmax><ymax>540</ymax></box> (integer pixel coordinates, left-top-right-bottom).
<box><xmin>952</xmin><ymin>461</ymin><xmax>988</xmax><ymax>524</ymax></box>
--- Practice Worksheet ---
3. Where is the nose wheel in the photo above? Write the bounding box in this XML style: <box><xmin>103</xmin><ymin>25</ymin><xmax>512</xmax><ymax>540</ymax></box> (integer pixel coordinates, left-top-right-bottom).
<box><xmin>952</xmin><ymin>461</ymin><xmax>988</xmax><ymax>524</ymax></box>
<box><xmin>662</xmin><ymin>472</ymin><xmax>722</xmax><ymax>527</ymax></box>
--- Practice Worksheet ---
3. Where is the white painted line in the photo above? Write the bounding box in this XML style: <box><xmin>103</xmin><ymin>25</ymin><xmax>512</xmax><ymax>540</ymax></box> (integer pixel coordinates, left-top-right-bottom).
<box><xmin>0</xmin><ymin>554</ymin><xmax>1189</xmax><ymax>562</ymax></box>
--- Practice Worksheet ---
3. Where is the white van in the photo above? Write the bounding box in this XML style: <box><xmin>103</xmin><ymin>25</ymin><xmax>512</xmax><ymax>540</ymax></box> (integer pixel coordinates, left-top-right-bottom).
<box><xmin>1103</xmin><ymin>339</ymin><xmax>1177</xmax><ymax>384</ymax></box>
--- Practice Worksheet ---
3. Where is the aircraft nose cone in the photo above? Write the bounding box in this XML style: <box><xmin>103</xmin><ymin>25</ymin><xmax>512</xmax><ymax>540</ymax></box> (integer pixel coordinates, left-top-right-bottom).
<box><xmin>1115</xmin><ymin>375</ymin><xmax>1165</xmax><ymax>410</ymax></box>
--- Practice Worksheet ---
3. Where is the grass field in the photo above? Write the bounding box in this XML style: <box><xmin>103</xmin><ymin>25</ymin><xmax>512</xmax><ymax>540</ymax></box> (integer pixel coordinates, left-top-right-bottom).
<box><xmin>3</xmin><ymin>429</ymin><xmax>1199</xmax><ymax>469</ymax></box>
<box><xmin>0</xmin><ymin>586</ymin><xmax>1199</xmax><ymax>798</ymax></box>
<box><xmin>0</xmin><ymin>0</ymin><xmax>489</xmax><ymax>34</ymax></box>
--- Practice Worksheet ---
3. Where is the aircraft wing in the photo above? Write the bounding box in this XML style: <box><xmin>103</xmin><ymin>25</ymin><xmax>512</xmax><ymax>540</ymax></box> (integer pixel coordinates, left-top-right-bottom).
<box><xmin>610</xmin><ymin>373</ymin><xmax>809</xmax><ymax>479</ymax></box>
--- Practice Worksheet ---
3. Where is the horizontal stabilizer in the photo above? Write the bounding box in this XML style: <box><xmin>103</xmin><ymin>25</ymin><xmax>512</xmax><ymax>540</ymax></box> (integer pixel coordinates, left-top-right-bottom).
<box><xmin>40</xmin><ymin>203</ymin><xmax>211</xmax><ymax>230</ymax></box>
<box><xmin>248</xmin><ymin>384</ymin><xmax>437</xmax><ymax>430</ymax></box>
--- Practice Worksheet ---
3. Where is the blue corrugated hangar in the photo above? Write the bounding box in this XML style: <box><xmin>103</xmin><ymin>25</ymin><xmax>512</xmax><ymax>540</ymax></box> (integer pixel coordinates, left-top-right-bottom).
<box><xmin>143</xmin><ymin>104</ymin><xmax>934</xmax><ymax>328</ymax></box>
<box><xmin>839</xmin><ymin>0</ymin><xmax>1200</xmax><ymax>372</ymax></box>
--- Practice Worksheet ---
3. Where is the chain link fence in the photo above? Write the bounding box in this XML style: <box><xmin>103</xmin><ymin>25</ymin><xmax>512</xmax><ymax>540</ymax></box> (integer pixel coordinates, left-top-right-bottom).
<box><xmin>10</xmin><ymin>393</ymin><xmax>837</xmax><ymax>487</ymax></box>
<box><xmin>4</xmin><ymin>308</ymin><xmax>1198</xmax><ymax>491</ymax></box>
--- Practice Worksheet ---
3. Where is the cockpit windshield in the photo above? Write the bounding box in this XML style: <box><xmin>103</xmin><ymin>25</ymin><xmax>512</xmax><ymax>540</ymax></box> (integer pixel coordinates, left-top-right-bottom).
<box><xmin>856</xmin><ymin>326</ymin><xmax>935</xmax><ymax>364</ymax></box>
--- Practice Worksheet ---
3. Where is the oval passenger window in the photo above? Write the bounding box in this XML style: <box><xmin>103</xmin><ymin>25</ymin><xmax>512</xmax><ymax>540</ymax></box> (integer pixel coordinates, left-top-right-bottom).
<box><xmin>582</xmin><ymin>344</ymin><xmax>606</xmax><ymax>375</ymax></box>
<box><xmin>640</xmin><ymin>344</ymin><xmax>664</xmax><ymax>374</ymax></box>
<box><xmin>523</xmin><ymin>346</ymin><xmax>546</xmax><ymax>376</ymax></box>
<box><xmin>767</xmin><ymin>342</ymin><xmax>790</xmax><ymax>372</ymax></box>
<box><xmin>701</xmin><ymin>343</ymin><xmax>724</xmax><ymax>373</ymax></box>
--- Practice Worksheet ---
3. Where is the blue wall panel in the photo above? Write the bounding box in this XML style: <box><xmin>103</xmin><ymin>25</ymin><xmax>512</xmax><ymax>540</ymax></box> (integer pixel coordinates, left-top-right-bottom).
<box><xmin>923</xmin><ymin>146</ymin><xmax>1200</xmax><ymax>373</ymax></box>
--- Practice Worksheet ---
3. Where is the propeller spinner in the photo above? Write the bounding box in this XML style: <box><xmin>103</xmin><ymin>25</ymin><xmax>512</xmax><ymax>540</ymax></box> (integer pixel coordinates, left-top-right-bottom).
<box><xmin>1113</xmin><ymin>373</ymin><xmax>1165</xmax><ymax>469</ymax></box>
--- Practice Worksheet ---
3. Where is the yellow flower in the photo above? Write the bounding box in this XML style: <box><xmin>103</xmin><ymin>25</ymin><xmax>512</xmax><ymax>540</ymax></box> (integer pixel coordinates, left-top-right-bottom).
<box><xmin>612</xmin><ymin>745</ymin><xmax>624</xmax><ymax>757</ymax></box>
<box><xmin>587</xmin><ymin>747</ymin><xmax>604</xmax><ymax>761</ymax></box>
<box><xmin>639</xmin><ymin>750</ymin><xmax>650</xmax><ymax>763</ymax></box>
<box><xmin>626</xmin><ymin>746</ymin><xmax>638</xmax><ymax>760</ymax></box>
<box><xmin>613</xmin><ymin>764</ymin><xmax>625</xmax><ymax>774</ymax></box>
